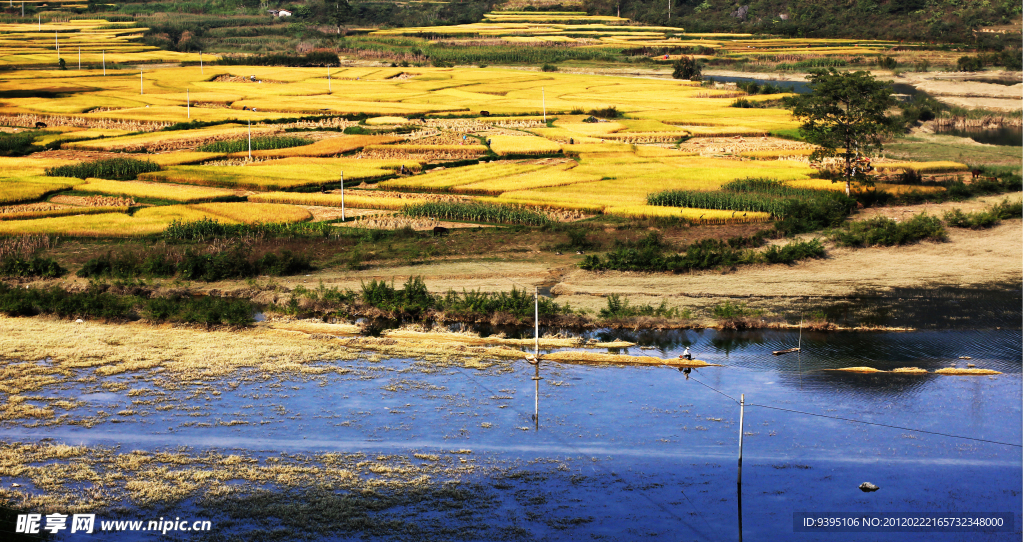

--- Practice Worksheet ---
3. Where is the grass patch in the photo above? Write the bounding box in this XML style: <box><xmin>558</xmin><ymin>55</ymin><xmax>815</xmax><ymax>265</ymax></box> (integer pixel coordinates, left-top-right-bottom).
<box><xmin>0</xmin><ymin>283</ymin><xmax>255</xmax><ymax>325</ymax></box>
<box><xmin>579</xmin><ymin>231</ymin><xmax>824</xmax><ymax>272</ymax></box>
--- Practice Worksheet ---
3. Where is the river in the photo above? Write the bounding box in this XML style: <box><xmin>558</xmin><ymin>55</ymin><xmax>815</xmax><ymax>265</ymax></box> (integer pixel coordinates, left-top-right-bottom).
<box><xmin>1</xmin><ymin>307</ymin><xmax>1020</xmax><ymax>540</ymax></box>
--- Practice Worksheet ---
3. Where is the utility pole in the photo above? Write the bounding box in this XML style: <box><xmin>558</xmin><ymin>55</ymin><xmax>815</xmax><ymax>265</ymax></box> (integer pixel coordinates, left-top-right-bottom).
<box><xmin>187</xmin><ymin>88</ymin><xmax>190</xmax><ymax>119</ymax></box>
<box><xmin>738</xmin><ymin>393</ymin><xmax>745</xmax><ymax>485</ymax></box>
<box><xmin>247</xmin><ymin>120</ymin><xmax>252</xmax><ymax>160</ymax></box>
<box><xmin>328</xmin><ymin>66</ymin><xmax>331</xmax><ymax>92</ymax></box>
<box><xmin>340</xmin><ymin>171</ymin><xmax>345</xmax><ymax>221</ymax></box>
<box><xmin>199</xmin><ymin>51</ymin><xmax>203</xmax><ymax>74</ymax></box>
<box><xmin>78</xmin><ymin>47</ymin><xmax>80</xmax><ymax>69</ymax></box>
<box><xmin>102</xmin><ymin>50</ymin><xmax>105</xmax><ymax>75</ymax></box>
<box><xmin>140</xmin><ymin>69</ymin><xmax>143</xmax><ymax>94</ymax></box>
<box><xmin>534</xmin><ymin>286</ymin><xmax>539</xmax><ymax>354</ymax></box>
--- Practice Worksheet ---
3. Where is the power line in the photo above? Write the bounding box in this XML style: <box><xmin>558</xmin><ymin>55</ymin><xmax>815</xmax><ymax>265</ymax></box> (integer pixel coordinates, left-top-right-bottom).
<box><xmin>747</xmin><ymin>402</ymin><xmax>1023</xmax><ymax>448</ymax></box>
<box><xmin>676</xmin><ymin>370</ymin><xmax>1021</xmax><ymax>448</ymax></box>
<box><xmin>447</xmin><ymin>364</ymin><xmax>718</xmax><ymax>541</ymax></box>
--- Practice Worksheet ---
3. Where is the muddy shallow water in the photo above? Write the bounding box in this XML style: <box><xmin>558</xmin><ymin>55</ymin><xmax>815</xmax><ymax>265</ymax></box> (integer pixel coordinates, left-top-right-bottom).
<box><xmin>1</xmin><ymin>322</ymin><xmax>1020</xmax><ymax>541</ymax></box>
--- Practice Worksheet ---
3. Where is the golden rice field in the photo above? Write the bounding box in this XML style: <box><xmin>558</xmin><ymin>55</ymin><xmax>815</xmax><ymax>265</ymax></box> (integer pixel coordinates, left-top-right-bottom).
<box><xmin>0</xmin><ymin>40</ymin><xmax>971</xmax><ymax>235</ymax></box>
<box><xmin>604</xmin><ymin>205</ymin><xmax>772</xmax><ymax>223</ymax></box>
<box><xmin>0</xmin><ymin>176</ymin><xmax>84</xmax><ymax>204</ymax></box>
<box><xmin>0</xmin><ymin>19</ymin><xmax>209</xmax><ymax>67</ymax></box>
<box><xmin>488</xmin><ymin>135</ymin><xmax>563</xmax><ymax>156</ymax></box>
<box><xmin>248</xmin><ymin>191</ymin><xmax>435</xmax><ymax>211</ymax></box>
<box><xmin>139</xmin><ymin>158</ymin><xmax>417</xmax><ymax>191</ymax></box>
<box><xmin>369</xmin><ymin>11</ymin><xmax>901</xmax><ymax>59</ymax></box>
<box><xmin>75</xmin><ymin>179</ymin><xmax>238</xmax><ymax>202</ymax></box>
<box><xmin>237</xmin><ymin>135</ymin><xmax>402</xmax><ymax>159</ymax></box>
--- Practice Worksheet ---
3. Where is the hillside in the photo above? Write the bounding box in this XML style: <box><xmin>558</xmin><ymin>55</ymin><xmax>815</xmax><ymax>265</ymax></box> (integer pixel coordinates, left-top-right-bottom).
<box><xmin>583</xmin><ymin>0</ymin><xmax>1023</xmax><ymax>43</ymax></box>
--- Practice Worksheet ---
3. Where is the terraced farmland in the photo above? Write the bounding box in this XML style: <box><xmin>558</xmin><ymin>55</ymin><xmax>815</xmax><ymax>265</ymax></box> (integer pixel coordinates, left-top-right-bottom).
<box><xmin>0</xmin><ymin>40</ymin><xmax>965</xmax><ymax>235</ymax></box>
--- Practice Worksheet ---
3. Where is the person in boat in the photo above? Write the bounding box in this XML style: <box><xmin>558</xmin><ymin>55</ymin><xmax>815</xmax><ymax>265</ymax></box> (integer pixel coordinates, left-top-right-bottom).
<box><xmin>682</xmin><ymin>347</ymin><xmax>692</xmax><ymax>360</ymax></box>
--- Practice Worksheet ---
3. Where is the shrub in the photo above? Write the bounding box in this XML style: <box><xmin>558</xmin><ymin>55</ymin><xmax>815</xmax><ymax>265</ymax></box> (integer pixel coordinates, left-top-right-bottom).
<box><xmin>0</xmin><ymin>256</ymin><xmax>65</xmax><ymax>278</ymax></box>
<box><xmin>541</xmin><ymin>63</ymin><xmax>558</xmax><ymax>72</ymax></box>
<box><xmin>712</xmin><ymin>300</ymin><xmax>760</xmax><ymax>319</ymax></box>
<box><xmin>943</xmin><ymin>208</ymin><xmax>998</xmax><ymax>229</ymax></box>
<box><xmin>145</xmin><ymin>295</ymin><xmax>254</xmax><ymax>326</ymax></box>
<box><xmin>956</xmin><ymin>55</ymin><xmax>983</xmax><ymax>72</ymax></box>
<box><xmin>876</xmin><ymin>55</ymin><xmax>898</xmax><ymax>69</ymax></box>
<box><xmin>0</xmin><ymin>284</ymin><xmax>134</xmax><ymax>319</ymax></box>
<box><xmin>831</xmin><ymin>214</ymin><xmax>946</xmax><ymax>247</ymax></box>
<box><xmin>990</xmin><ymin>198</ymin><xmax>1022</xmax><ymax>220</ymax></box>
<box><xmin>672</xmin><ymin>56</ymin><xmax>702</xmax><ymax>80</ymax></box>
<box><xmin>762</xmin><ymin>239</ymin><xmax>825</xmax><ymax>264</ymax></box>
<box><xmin>598</xmin><ymin>294</ymin><xmax>684</xmax><ymax>319</ymax></box>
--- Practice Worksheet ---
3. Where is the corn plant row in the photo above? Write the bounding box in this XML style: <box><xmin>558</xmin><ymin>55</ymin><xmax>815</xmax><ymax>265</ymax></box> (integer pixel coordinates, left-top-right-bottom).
<box><xmin>402</xmin><ymin>201</ymin><xmax>551</xmax><ymax>226</ymax></box>
<box><xmin>197</xmin><ymin>136</ymin><xmax>312</xmax><ymax>154</ymax></box>
<box><xmin>647</xmin><ymin>189</ymin><xmax>791</xmax><ymax>217</ymax></box>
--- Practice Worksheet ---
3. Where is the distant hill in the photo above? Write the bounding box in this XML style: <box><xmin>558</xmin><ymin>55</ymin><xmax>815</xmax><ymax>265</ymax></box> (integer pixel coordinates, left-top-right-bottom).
<box><xmin>579</xmin><ymin>0</ymin><xmax>1023</xmax><ymax>42</ymax></box>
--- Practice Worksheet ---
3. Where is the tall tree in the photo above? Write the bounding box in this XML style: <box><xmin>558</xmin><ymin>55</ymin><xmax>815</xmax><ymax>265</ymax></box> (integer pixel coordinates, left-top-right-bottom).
<box><xmin>785</xmin><ymin>68</ymin><xmax>901</xmax><ymax>196</ymax></box>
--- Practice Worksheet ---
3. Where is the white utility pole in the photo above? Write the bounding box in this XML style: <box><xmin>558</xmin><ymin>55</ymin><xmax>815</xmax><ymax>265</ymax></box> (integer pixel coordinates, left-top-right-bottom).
<box><xmin>200</xmin><ymin>51</ymin><xmax>203</xmax><ymax>74</ymax></box>
<box><xmin>140</xmin><ymin>69</ymin><xmax>143</xmax><ymax>94</ymax></box>
<box><xmin>738</xmin><ymin>393</ymin><xmax>745</xmax><ymax>485</ymax></box>
<box><xmin>340</xmin><ymin>171</ymin><xmax>345</xmax><ymax>221</ymax></box>
<box><xmin>187</xmin><ymin>89</ymin><xmax>190</xmax><ymax>119</ymax></box>
<box><xmin>542</xmin><ymin>87</ymin><xmax>546</xmax><ymax>123</ymax></box>
<box><xmin>78</xmin><ymin>47</ymin><xmax>80</xmax><ymax>69</ymax></box>
<box><xmin>247</xmin><ymin>120</ymin><xmax>252</xmax><ymax>160</ymax></box>
<box><xmin>328</xmin><ymin>66</ymin><xmax>331</xmax><ymax>92</ymax></box>
<box><xmin>534</xmin><ymin>287</ymin><xmax>539</xmax><ymax>354</ymax></box>
<box><xmin>102</xmin><ymin>50</ymin><xmax>105</xmax><ymax>75</ymax></box>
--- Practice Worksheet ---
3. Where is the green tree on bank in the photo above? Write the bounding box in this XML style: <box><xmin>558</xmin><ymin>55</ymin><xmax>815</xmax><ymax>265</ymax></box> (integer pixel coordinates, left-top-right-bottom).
<box><xmin>785</xmin><ymin>69</ymin><xmax>901</xmax><ymax>196</ymax></box>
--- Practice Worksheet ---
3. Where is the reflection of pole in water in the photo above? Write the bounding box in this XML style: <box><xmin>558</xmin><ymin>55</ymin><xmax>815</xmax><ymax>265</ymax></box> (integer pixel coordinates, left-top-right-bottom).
<box><xmin>737</xmin><ymin>393</ymin><xmax>745</xmax><ymax>542</ymax></box>
<box><xmin>737</xmin><ymin>475</ymin><xmax>743</xmax><ymax>542</ymax></box>
<box><xmin>532</xmin><ymin>360</ymin><xmax>540</xmax><ymax>428</ymax></box>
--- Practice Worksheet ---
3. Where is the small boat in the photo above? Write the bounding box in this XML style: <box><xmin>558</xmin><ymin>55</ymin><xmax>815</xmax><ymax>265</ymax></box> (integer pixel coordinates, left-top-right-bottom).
<box><xmin>525</xmin><ymin>354</ymin><xmax>540</xmax><ymax>365</ymax></box>
<box><xmin>773</xmin><ymin>317</ymin><xmax>803</xmax><ymax>356</ymax></box>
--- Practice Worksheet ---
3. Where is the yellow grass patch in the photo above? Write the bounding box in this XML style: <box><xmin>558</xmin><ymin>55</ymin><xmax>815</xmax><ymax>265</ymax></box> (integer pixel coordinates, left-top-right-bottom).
<box><xmin>831</xmin><ymin>367</ymin><xmax>885</xmax><ymax>373</ymax></box>
<box><xmin>934</xmin><ymin>367</ymin><xmax>1002</xmax><ymax>375</ymax></box>
<box><xmin>541</xmin><ymin>351</ymin><xmax>717</xmax><ymax>367</ymax></box>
